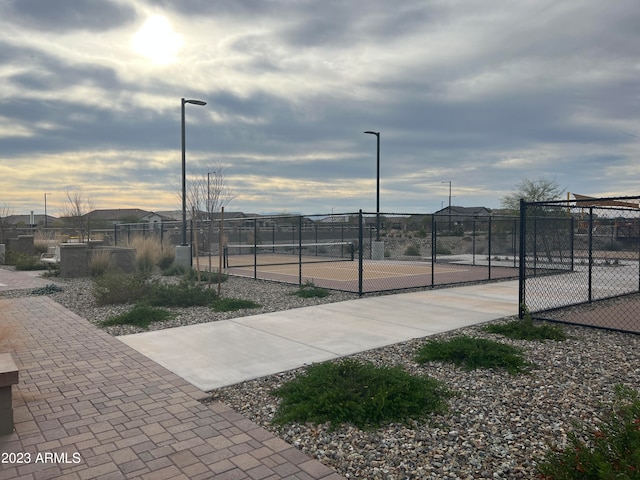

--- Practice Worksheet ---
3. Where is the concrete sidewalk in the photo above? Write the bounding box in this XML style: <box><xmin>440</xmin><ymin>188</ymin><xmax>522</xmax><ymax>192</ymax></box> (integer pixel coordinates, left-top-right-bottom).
<box><xmin>119</xmin><ymin>281</ymin><xmax>519</xmax><ymax>391</ymax></box>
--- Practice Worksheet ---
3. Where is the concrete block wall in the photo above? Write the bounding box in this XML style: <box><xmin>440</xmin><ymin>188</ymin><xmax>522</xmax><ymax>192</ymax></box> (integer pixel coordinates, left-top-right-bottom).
<box><xmin>6</xmin><ymin>235</ymin><xmax>35</xmax><ymax>255</ymax></box>
<box><xmin>59</xmin><ymin>244</ymin><xmax>90</xmax><ymax>278</ymax></box>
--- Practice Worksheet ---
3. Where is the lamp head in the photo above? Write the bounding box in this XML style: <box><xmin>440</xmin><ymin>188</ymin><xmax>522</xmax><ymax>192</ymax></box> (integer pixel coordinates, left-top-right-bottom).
<box><xmin>364</xmin><ymin>130</ymin><xmax>379</xmax><ymax>136</ymax></box>
<box><xmin>183</xmin><ymin>99</ymin><xmax>207</xmax><ymax>106</ymax></box>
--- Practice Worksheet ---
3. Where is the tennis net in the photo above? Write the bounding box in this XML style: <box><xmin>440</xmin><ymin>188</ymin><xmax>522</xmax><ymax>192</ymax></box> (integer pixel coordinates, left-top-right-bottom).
<box><xmin>223</xmin><ymin>241</ymin><xmax>354</xmax><ymax>268</ymax></box>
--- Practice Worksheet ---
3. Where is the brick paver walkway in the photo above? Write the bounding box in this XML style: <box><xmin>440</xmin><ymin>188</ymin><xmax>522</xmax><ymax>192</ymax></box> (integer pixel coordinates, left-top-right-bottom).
<box><xmin>0</xmin><ymin>269</ymin><xmax>52</xmax><ymax>292</ymax></box>
<box><xmin>0</xmin><ymin>270</ymin><xmax>344</xmax><ymax>479</ymax></box>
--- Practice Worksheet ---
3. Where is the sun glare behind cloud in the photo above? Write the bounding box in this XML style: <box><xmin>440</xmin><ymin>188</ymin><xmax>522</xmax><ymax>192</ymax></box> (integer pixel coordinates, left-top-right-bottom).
<box><xmin>132</xmin><ymin>15</ymin><xmax>183</xmax><ymax>65</ymax></box>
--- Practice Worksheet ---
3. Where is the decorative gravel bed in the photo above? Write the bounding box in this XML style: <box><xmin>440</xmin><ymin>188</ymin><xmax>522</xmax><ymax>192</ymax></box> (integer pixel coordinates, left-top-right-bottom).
<box><xmin>0</xmin><ymin>273</ymin><xmax>359</xmax><ymax>336</ymax></box>
<box><xmin>208</xmin><ymin>322</ymin><xmax>640</xmax><ymax>479</ymax></box>
<box><xmin>3</xmin><ymin>269</ymin><xmax>640</xmax><ymax>478</ymax></box>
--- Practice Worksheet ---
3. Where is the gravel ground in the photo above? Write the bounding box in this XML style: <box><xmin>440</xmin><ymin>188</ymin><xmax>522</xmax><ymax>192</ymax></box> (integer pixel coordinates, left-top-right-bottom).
<box><xmin>4</xmin><ymin>270</ymin><xmax>640</xmax><ymax>479</ymax></box>
<box><xmin>208</xmin><ymin>321</ymin><xmax>640</xmax><ymax>479</ymax></box>
<box><xmin>0</xmin><ymin>273</ymin><xmax>359</xmax><ymax>336</ymax></box>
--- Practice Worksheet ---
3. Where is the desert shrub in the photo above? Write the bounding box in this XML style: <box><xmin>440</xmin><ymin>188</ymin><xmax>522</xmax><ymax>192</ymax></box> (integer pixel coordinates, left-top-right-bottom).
<box><xmin>416</xmin><ymin>335</ymin><xmax>532</xmax><ymax>375</ymax></box>
<box><xmin>272</xmin><ymin>359</ymin><xmax>450</xmax><ymax>429</ymax></box>
<box><xmin>435</xmin><ymin>244</ymin><xmax>452</xmax><ymax>255</ymax></box>
<box><xmin>88</xmin><ymin>249</ymin><xmax>116</xmax><ymax>277</ymax></box>
<box><xmin>404</xmin><ymin>244</ymin><xmax>421</xmax><ymax>256</ymax></box>
<box><xmin>484</xmin><ymin>307</ymin><xmax>567</xmax><ymax>341</ymax></box>
<box><xmin>185</xmin><ymin>268</ymin><xmax>228</xmax><ymax>284</ymax></box>
<box><xmin>9</xmin><ymin>252</ymin><xmax>44</xmax><ymax>270</ymax></box>
<box><xmin>93</xmin><ymin>271</ymin><xmax>150</xmax><ymax>305</ymax></box>
<box><xmin>161</xmin><ymin>263</ymin><xmax>188</xmax><ymax>276</ymax></box>
<box><xmin>538</xmin><ymin>384</ymin><xmax>640</xmax><ymax>479</ymax></box>
<box><xmin>33</xmin><ymin>239</ymin><xmax>51</xmax><ymax>255</ymax></box>
<box><xmin>98</xmin><ymin>304</ymin><xmax>173</xmax><ymax>329</ymax></box>
<box><xmin>146</xmin><ymin>280</ymin><xmax>218</xmax><ymax>307</ymax></box>
<box><xmin>30</xmin><ymin>284</ymin><xmax>64</xmax><ymax>295</ymax></box>
<box><xmin>157</xmin><ymin>239</ymin><xmax>175</xmax><ymax>270</ymax></box>
<box><xmin>211</xmin><ymin>298</ymin><xmax>261</xmax><ymax>312</ymax></box>
<box><xmin>126</xmin><ymin>236</ymin><xmax>166</xmax><ymax>273</ymax></box>
<box><xmin>292</xmin><ymin>281</ymin><xmax>330</xmax><ymax>298</ymax></box>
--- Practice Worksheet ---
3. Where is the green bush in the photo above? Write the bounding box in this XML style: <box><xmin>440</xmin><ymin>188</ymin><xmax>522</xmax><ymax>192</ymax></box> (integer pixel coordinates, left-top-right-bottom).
<box><xmin>30</xmin><ymin>284</ymin><xmax>64</xmax><ymax>295</ymax></box>
<box><xmin>292</xmin><ymin>281</ymin><xmax>330</xmax><ymax>298</ymax></box>
<box><xmin>211</xmin><ymin>298</ymin><xmax>261</xmax><ymax>312</ymax></box>
<box><xmin>157</xmin><ymin>253</ymin><xmax>175</xmax><ymax>271</ymax></box>
<box><xmin>8</xmin><ymin>252</ymin><xmax>44</xmax><ymax>271</ymax></box>
<box><xmin>185</xmin><ymin>268</ymin><xmax>228</xmax><ymax>284</ymax></box>
<box><xmin>484</xmin><ymin>308</ymin><xmax>567</xmax><ymax>341</ymax></box>
<box><xmin>404</xmin><ymin>244</ymin><xmax>421</xmax><ymax>256</ymax></box>
<box><xmin>161</xmin><ymin>263</ymin><xmax>188</xmax><ymax>276</ymax></box>
<box><xmin>435</xmin><ymin>244</ymin><xmax>452</xmax><ymax>255</ymax></box>
<box><xmin>416</xmin><ymin>335</ymin><xmax>532</xmax><ymax>375</ymax></box>
<box><xmin>538</xmin><ymin>384</ymin><xmax>640</xmax><ymax>479</ymax></box>
<box><xmin>98</xmin><ymin>304</ymin><xmax>173</xmax><ymax>329</ymax></box>
<box><xmin>93</xmin><ymin>271</ymin><xmax>150</xmax><ymax>305</ymax></box>
<box><xmin>146</xmin><ymin>280</ymin><xmax>218</xmax><ymax>307</ymax></box>
<box><xmin>272</xmin><ymin>358</ymin><xmax>450</xmax><ymax>429</ymax></box>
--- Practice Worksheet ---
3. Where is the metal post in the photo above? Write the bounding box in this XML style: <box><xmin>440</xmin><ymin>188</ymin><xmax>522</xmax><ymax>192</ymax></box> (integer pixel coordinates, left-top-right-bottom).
<box><xmin>431</xmin><ymin>214</ymin><xmax>436</xmax><ymax>288</ymax></box>
<box><xmin>180</xmin><ymin>97</ymin><xmax>206</xmax><ymax>247</ymax></box>
<box><xmin>364</xmin><ymin>131</ymin><xmax>381</xmax><ymax>241</ymax></box>
<box><xmin>181</xmin><ymin>99</ymin><xmax>187</xmax><ymax>246</ymax></box>
<box><xmin>570</xmin><ymin>217</ymin><xmax>575</xmax><ymax>272</ymax></box>
<box><xmin>518</xmin><ymin>199</ymin><xmax>527</xmax><ymax>318</ymax></box>
<box><xmin>253</xmin><ymin>218</ymin><xmax>258</xmax><ymax>280</ymax></box>
<box><xmin>358</xmin><ymin>210</ymin><xmax>363</xmax><ymax>296</ymax></box>
<box><xmin>298</xmin><ymin>216</ymin><xmax>303</xmax><ymax>286</ymax></box>
<box><xmin>488</xmin><ymin>216</ymin><xmax>492</xmax><ymax>280</ymax></box>
<box><xmin>472</xmin><ymin>219</ymin><xmax>476</xmax><ymax>265</ymax></box>
<box><xmin>588</xmin><ymin>207</ymin><xmax>593</xmax><ymax>303</ymax></box>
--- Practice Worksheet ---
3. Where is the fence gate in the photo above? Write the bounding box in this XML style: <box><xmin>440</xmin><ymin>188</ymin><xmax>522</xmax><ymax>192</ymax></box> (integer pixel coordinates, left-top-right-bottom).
<box><xmin>519</xmin><ymin>196</ymin><xmax>640</xmax><ymax>333</ymax></box>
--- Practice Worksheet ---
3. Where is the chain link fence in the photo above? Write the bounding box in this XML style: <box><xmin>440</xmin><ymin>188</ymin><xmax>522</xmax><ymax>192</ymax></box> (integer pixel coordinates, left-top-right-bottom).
<box><xmin>519</xmin><ymin>196</ymin><xmax>640</xmax><ymax>333</ymax></box>
<box><xmin>209</xmin><ymin>211</ymin><xmax>520</xmax><ymax>294</ymax></box>
<box><xmin>10</xmin><ymin>210</ymin><xmax>523</xmax><ymax>295</ymax></box>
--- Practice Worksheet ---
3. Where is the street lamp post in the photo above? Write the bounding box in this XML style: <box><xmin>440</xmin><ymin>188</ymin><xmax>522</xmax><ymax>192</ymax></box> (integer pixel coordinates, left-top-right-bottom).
<box><xmin>181</xmin><ymin>98</ymin><xmax>207</xmax><ymax>247</ymax></box>
<box><xmin>44</xmin><ymin>193</ymin><xmax>51</xmax><ymax>228</ymax></box>
<box><xmin>364</xmin><ymin>131</ymin><xmax>380</xmax><ymax>241</ymax></box>
<box><xmin>207</xmin><ymin>171</ymin><xmax>215</xmax><ymax>278</ymax></box>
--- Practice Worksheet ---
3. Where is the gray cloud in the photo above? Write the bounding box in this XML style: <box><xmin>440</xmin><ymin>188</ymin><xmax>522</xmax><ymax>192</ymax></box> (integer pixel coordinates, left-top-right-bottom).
<box><xmin>5</xmin><ymin>0</ymin><xmax>136</xmax><ymax>32</ymax></box>
<box><xmin>1</xmin><ymin>0</ymin><xmax>639</xmax><ymax>215</ymax></box>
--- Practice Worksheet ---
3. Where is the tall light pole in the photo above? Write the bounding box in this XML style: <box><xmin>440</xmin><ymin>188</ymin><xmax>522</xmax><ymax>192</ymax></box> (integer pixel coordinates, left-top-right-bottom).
<box><xmin>364</xmin><ymin>131</ymin><xmax>380</xmax><ymax>241</ymax></box>
<box><xmin>441</xmin><ymin>181</ymin><xmax>451</xmax><ymax>231</ymax></box>
<box><xmin>207</xmin><ymin>171</ymin><xmax>216</xmax><ymax>278</ymax></box>
<box><xmin>181</xmin><ymin>98</ymin><xmax>207</xmax><ymax>247</ymax></box>
<box><xmin>44</xmin><ymin>193</ymin><xmax>51</xmax><ymax>228</ymax></box>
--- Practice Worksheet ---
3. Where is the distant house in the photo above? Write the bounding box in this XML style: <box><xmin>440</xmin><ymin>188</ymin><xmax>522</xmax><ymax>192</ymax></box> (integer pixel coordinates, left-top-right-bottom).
<box><xmin>2</xmin><ymin>214</ymin><xmax>58</xmax><ymax>227</ymax></box>
<box><xmin>434</xmin><ymin>206</ymin><xmax>492</xmax><ymax>223</ymax></box>
<box><xmin>83</xmin><ymin>209</ymin><xmax>171</xmax><ymax>226</ymax></box>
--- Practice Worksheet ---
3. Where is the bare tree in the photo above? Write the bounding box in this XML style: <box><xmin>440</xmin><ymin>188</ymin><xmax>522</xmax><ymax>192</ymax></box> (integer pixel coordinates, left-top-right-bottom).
<box><xmin>503</xmin><ymin>177</ymin><xmax>569</xmax><ymax>264</ymax></box>
<box><xmin>60</xmin><ymin>188</ymin><xmax>94</xmax><ymax>241</ymax></box>
<box><xmin>187</xmin><ymin>162</ymin><xmax>236</xmax><ymax>219</ymax></box>
<box><xmin>184</xmin><ymin>162</ymin><xmax>236</xmax><ymax>255</ymax></box>
<box><xmin>501</xmin><ymin>176</ymin><xmax>565</xmax><ymax>211</ymax></box>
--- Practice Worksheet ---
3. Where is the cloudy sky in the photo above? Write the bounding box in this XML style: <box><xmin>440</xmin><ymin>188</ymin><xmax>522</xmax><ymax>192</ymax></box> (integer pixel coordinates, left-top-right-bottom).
<box><xmin>1</xmin><ymin>0</ymin><xmax>638</xmax><ymax>217</ymax></box>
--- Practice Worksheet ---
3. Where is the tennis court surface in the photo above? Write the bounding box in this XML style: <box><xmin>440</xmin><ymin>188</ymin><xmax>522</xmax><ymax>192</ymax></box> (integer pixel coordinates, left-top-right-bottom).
<box><xmin>220</xmin><ymin>256</ymin><xmax>519</xmax><ymax>293</ymax></box>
